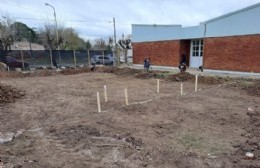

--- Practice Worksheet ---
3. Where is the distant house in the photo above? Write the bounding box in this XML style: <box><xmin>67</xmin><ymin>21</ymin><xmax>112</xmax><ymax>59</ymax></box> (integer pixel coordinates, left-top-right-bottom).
<box><xmin>132</xmin><ymin>3</ymin><xmax>260</xmax><ymax>73</ymax></box>
<box><xmin>11</xmin><ymin>41</ymin><xmax>45</xmax><ymax>50</ymax></box>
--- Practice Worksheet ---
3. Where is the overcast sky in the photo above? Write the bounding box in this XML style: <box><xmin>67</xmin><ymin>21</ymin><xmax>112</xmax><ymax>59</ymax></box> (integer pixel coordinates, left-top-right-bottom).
<box><xmin>0</xmin><ymin>0</ymin><xmax>260</xmax><ymax>41</ymax></box>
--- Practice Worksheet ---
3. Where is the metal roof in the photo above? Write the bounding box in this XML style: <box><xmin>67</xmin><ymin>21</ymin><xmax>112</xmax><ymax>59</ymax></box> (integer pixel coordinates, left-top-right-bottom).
<box><xmin>202</xmin><ymin>2</ymin><xmax>260</xmax><ymax>24</ymax></box>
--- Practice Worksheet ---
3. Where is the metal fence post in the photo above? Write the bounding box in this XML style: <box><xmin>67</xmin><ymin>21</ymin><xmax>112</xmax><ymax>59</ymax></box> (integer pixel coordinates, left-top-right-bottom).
<box><xmin>102</xmin><ymin>50</ymin><xmax>105</xmax><ymax>65</ymax></box>
<box><xmin>49</xmin><ymin>49</ymin><xmax>53</xmax><ymax>67</ymax></box>
<box><xmin>88</xmin><ymin>50</ymin><xmax>90</xmax><ymax>67</ymax></box>
<box><xmin>20</xmin><ymin>50</ymin><xmax>25</xmax><ymax>70</ymax></box>
<box><xmin>73</xmin><ymin>50</ymin><xmax>77</xmax><ymax>68</ymax></box>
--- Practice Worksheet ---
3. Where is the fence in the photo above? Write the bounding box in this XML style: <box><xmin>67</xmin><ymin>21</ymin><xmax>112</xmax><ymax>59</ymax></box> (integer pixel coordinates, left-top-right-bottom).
<box><xmin>3</xmin><ymin>49</ymin><xmax>115</xmax><ymax>69</ymax></box>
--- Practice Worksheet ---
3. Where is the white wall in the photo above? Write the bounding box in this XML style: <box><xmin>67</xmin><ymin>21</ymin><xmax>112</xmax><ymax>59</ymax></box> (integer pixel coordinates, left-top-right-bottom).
<box><xmin>205</xmin><ymin>4</ymin><xmax>260</xmax><ymax>37</ymax></box>
<box><xmin>132</xmin><ymin>3</ymin><xmax>260</xmax><ymax>42</ymax></box>
<box><xmin>132</xmin><ymin>24</ymin><xmax>183</xmax><ymax>42</ymax></box>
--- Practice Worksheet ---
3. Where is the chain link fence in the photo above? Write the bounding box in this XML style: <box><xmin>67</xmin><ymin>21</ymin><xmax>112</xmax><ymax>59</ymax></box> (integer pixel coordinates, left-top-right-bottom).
<box><xmin>3</xmin><ymin>49</ymin><xmax>116</xmax><ymax>70</ymax></box>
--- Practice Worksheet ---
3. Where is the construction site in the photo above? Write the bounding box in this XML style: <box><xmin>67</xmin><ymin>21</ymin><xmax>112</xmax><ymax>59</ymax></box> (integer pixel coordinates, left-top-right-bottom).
<box><xmin>0</xmin><ymin>67</ymin><xmax>259</xmax><ymax>168</ymax></box>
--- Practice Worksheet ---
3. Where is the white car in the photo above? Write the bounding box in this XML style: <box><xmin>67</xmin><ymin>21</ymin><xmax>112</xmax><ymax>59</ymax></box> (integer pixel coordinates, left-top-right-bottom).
<box><xmin>91</xmin><ymin>55</ymin><xmax>113</xmax><ymax>65</ymax></box>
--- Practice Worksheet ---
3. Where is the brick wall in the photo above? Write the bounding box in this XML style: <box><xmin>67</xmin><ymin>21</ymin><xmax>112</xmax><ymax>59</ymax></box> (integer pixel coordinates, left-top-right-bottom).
<box><xmin>133</xmin><ymin>35</ymin><xmax>260</xmax><ymax>72</ymax></box>
<box><xmin>204</xmin><ymin>35</ymin><xmax>260</xmax><ymax>72</ymax></box>
<box><xmin>132</xmin><ymin>40</ymin><xmax>181</xmax><ymax>66</ymax></box>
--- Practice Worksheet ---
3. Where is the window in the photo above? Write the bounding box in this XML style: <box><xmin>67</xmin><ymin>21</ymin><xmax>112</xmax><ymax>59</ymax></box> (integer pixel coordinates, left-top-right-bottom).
<box><xmin>192</xmin><ymin>40</ymin><xmax>203</xmax><ymax>57</ymax></box>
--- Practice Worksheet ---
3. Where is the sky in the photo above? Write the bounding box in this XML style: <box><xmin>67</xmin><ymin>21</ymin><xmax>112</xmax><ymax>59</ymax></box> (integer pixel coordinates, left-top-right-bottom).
<box><xmin>0</xmin><ymin>0</ymin><xmax>260</xmax><ymax>41</ymax></box>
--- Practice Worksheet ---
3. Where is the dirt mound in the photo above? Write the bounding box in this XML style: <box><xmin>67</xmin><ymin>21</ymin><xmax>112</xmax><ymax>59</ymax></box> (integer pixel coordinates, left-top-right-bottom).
<box><xmin>135</xmin><ymin>72</ymin><xmax>159</xmax><ymax>79</ymax></box>
<box><xmin>0</xmin><ymin>70</ymin><xmax>58</xmax><ymax>78</ymax></box>
<box><xmin>167</xmin><ymin>72</ymin><xmax>230</xmax><ymax>85</ymax></box>
<box><xmin>0</xmin><ymin>84</ymin><xmax>25</xmax><ymax>105</ymax></box>
<box><xmin>95</xmin><ymin>66</ymin><xmax>116</xmax><ymax>73</ymax></box>
<box><xmin>114</xmin><ymin>67</ymin><xmax>141</xmax><ymax>76</ymax></box>
<box><xmin>61</xmin><ymin>67</ymin><xmax>91</xmax><ymax>75</ymax></box>
<box><xmin>0</xmin><ymin>67</ymin><xmax>255</xmax><ymax>88</ymax></box>
<box><xmin>95</xmin><ymin>67</ymin><xmax>142</xmax><ymax>76</ymax></box>
<box><xmin>198</xmin><ymin>76</ymin><xmax>229</xmax><ymax>85</ymax></box>
<box><xmin>0</xmin><ymin>71</ymin><xmax>22</xmax><ymax>78</ymax></box>
<box><xmin>167</xmin><ymin>72</ymin><xmax>194</xmax><ymax>82</ymax></box>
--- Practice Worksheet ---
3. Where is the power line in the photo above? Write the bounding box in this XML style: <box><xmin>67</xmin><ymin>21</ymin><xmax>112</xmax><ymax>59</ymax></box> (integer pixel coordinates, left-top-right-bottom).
<box><xmin>13</xmin><ymin>16</ymin><xmax>124</xmax><ymax>24</ymax></box>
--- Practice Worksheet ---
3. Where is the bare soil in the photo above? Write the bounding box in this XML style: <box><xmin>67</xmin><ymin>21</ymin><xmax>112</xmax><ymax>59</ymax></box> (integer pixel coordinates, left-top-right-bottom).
<box><xmin>0</xmin><ymin>68</ymin><xmax>259</xmax><ymax>168</ymax></box>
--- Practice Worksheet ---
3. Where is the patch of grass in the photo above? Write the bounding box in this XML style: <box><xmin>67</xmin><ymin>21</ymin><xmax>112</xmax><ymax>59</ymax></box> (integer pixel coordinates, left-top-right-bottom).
<box><xmin>170</xmin><ymin>132</ymin><xmax>232</xmax><ymax>156</ymax></box>
<box><xmin>178</xmin><ymin>133</ymin><xmax>204</xmax><ymax>150</ymax></box>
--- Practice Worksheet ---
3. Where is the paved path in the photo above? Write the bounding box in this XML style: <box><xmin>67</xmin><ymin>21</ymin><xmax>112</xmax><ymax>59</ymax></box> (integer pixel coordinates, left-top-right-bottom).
<box><xmin>128</xmin><ymin>64</ymin><xmax>260</xmax><ymax>79</ymax></box>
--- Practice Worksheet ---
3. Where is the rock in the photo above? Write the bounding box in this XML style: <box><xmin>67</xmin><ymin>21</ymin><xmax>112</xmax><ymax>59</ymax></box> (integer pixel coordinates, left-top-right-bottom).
<box><xmin>51</xmin><ymin>66</ymin><xmax>57</xmax><ymax>70</ymax></box>
<box><xmin>30</xmin><ymin>68</ymin><xmax>36</xmax><ymax>71</ymax></box>
<box><xmin>40</xmin><ymin>66</ymin><xmax>47</xmax><ymax>70</ymax></box>
<box><xmin>0</xmin><ymin>62</ymin><xmax>7</xmax><ymax>71</ymax></box>
<box><xmin>15</xmin><ymin>68</ymin><xmax>22</xmax><ymax>72</ymax></box>
<box><xmin>248</xmin><ymin>107</ymin><xmax>254</xmax><ymax>111</ymax></box>
<box><xmin>0</xmin><ymin>132</ymin><xmax>15</xmax><ymax>143</ymax></box>
<box><xmin>245</xmin><ymin>152</ymin><xmax>254</xmax><ymax>159</ymax></box>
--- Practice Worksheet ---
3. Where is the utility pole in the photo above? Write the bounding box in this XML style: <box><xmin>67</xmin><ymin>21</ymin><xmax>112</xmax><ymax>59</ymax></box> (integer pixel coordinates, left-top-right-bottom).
<box><xmin>45</xmin><ymin>3</ymin><xmax>59</xmax><ymax>50</ymax></box>
<box><xmin>113</xmin><ymin>17</ymin><xmax>117</xmax><ymax>66</ymax></box>
<box><xmin>45</xmin><ymin>2</ymin><xmax>60</xmax><ymax>67</ymax></box>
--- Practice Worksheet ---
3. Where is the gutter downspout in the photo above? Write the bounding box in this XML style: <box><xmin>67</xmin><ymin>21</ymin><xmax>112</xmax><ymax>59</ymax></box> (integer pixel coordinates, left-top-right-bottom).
<box><xmin>203</xmin><ymin>23</ymin><xmax>207</xmax><ymax>68</ymax></box>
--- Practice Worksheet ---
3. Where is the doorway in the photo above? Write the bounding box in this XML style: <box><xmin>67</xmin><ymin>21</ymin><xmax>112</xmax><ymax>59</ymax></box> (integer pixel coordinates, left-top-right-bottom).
<box><xmin>190</xmin><ymin>40</ymin><xmax>203</xmax><ymax>68</ymax></box>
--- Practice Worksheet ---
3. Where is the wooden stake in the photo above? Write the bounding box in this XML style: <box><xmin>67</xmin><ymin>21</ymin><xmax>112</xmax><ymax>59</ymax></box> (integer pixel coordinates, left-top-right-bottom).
<box><xmin>181</xmin><ymin>83</ymin><xmax>183</xmax><ymax>95</ymax></box>
<box><xmin>124</xmin><ymin>88</ymin><xmax>129</xmax><ymax>106</ymax></box>
<box><xmin>157</xmin><ymin>79</ymin><xmax>160</xmax><ymax>93</ymax></box>
<box><xmin>195</xmin><ymin>75</ymin><xmax>198</xmax><ymax>92</ymax></box>
<box><xmin>97</xmin><ymin>92</ymin><xmax>101</xmax><ymax>113</ymax></box>
<box><xmin>104</xmin><ymin>85</ymin><xmax>108</xmax><ymax>102</ymax></box>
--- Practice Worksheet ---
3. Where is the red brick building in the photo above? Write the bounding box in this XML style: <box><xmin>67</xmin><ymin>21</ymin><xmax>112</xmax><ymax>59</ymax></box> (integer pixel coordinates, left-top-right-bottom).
<box><xmin>132</xmin><ymin>3</ymin><xmax>260</xmax><ymax>73</ymax></box>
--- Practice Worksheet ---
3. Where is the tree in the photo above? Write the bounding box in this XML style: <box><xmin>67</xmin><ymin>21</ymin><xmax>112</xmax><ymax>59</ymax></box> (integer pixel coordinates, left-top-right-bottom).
<box><xmin>92</xmin><ymin>38</ymin><xmax>112</xmax><ymax>51</ymax></box>
<box><xmin>85</xmin><ymin>40</ymin><xmax>92</xmax><ymax>50</ymax></box>
<box><xmin>0</xmin><ymin>16</ymin><xmax>14</xmax><ymax>63</ymax></box>
<box><xmin>118</xmin><ymin>35</ymin><xmax>132</xmax><ymax>63</ymax></box>
<box><xmin>12</xmin><ymin>22</ymin><xmax>37</xmax><ymax>42</ymax></box>
<box><xmin>38</xmin><ymin>23</ymin><xmax>86</xmax><ymax>50</ymax></box>
<box><xmin>38</xmin><ymin>23</ymin><xmax>60</xmax><ymax>50</ymax></box>
<box><xmin>61</xmin><ymin>28</ymin><xmax>85</xmax><ymax>50</ymax></box>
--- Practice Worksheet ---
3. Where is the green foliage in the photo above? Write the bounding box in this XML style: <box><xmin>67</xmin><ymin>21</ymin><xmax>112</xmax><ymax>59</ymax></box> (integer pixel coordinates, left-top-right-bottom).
<box><xmin>11</xmin><ymin>22</ymin><xmax>37</xmax><ymax>42</ymax></box>
<box><xmin>38</xmin><ymin>25</ymin><xmax>87</xmax><ymax>50</ymax></box>
<box><xmin>85</xmin><ymin>40</ymin><xmax>92</xmax><ymax>50</ymax></box>
<box><xmin>61</xmin><ymin>28</ymin><xmax>86</xmax><ymax>50</ymax></box>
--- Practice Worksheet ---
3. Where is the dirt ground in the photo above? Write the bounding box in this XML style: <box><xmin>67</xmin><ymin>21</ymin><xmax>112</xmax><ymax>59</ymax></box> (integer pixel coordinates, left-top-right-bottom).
<box><xmin>0</xmin><ymin>68</ymin><xmax>259</xmax><ymax>168</ymax></box>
